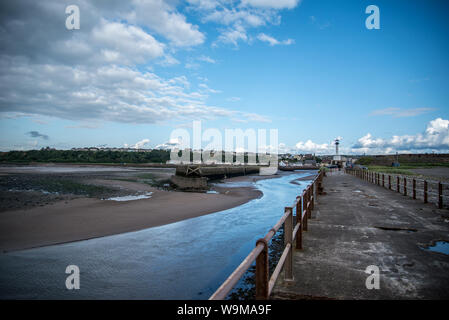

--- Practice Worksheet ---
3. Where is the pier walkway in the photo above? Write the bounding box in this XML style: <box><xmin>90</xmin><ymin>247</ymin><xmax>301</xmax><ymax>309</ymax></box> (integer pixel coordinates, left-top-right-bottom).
<box><xmin>272</xmin><ymin>171</ymin><xmax>449</xmax><ymax>299</ymax></box>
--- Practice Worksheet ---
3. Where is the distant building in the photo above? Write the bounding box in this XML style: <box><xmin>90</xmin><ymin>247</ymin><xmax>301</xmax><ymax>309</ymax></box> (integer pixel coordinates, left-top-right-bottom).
<box><xmin>304</xmin><ymin>159</ymin><xmax>317</xmax><ymax>166</ymax></box>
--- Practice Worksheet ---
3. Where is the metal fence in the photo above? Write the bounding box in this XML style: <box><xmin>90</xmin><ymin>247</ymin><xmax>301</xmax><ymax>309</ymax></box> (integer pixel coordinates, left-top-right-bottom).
<box><xmin>209</xmin><ymin>171</ymin><xmax>324</xmax><ymax>300</ymax></box>
<box><xmin>346</xmin><ymin>169</ymin><xmax>449</xmax><ymax>209</ymax></box>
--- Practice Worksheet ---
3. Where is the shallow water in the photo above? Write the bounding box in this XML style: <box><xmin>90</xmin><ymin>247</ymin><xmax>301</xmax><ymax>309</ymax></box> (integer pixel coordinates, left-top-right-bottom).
<box><xmin>105</xmin><ymin>192</ymin><xmax>153</xmax><ymax>201</ymax></box>
<box><xmin>212</xmin><ymin>181</ymin><xmax>256</xmax><ymax>188</ymax></box>
<box><xmin>0</xmin><ymin>171</ymin><xmax>315</xmax><ymax>299</ymax></box>
<box><xmin>424</xmin><ymin>241</ymin><xmax>449</xmax><ymax>255</ymax></box>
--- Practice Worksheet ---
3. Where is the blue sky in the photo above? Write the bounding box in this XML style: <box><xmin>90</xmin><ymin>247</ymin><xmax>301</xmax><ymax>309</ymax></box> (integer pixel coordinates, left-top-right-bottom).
<box><xmin>0</xmin><ymin>0</ymin><xmax>448</xmax><ymax>154</ymax></box>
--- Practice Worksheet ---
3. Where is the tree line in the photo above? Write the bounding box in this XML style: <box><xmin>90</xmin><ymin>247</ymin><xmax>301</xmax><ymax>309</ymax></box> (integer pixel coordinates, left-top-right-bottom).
<box><xmin>0</xmin><ymin>148</ymin><xmax>171</xmax><ymax>164</ymax></box>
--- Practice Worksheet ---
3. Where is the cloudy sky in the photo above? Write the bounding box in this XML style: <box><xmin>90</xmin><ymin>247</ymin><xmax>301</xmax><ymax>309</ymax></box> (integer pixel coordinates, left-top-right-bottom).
<box><xmin>0</xmin><ymin>0</ymin><xmax>448</xmax><ymax>154</ymax></box>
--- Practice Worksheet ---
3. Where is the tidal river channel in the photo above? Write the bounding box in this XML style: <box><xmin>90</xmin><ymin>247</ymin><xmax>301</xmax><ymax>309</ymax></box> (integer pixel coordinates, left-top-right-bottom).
<box><xmin>0</xmin><ymin>171</ymin><xmax>315</xmax><ymax>299</ymax></box>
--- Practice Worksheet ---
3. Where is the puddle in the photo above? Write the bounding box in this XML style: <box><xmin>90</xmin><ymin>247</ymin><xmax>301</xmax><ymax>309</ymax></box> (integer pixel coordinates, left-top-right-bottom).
<box><xmin>206</xmin><ymin>190</ymin><xmax>219</xmax><ymax>194</ymax></box>
<box><xmin>353</xmin><ymin>190</ymin><xmax>362</xmax><ymax>193</ymax></box>
<box><xmin>422</xmin><ymin>241</ymin><xmax>449</xmax><ymax>255</ymax></box>
<box><xmin>8</xmin><ymin>188</ymin><xmax>59</xmax><ymax>195</ymax></box>
<box><xmin>104</xmin><ymin>192</ymin><xmax>153</xmax><ymax>201</ymax></box>
<box><xmin>374</xmin><ymin>226</ymin><xmax>417</xmax><ymax>233</ymax></box>
<box><xmin>212</xmin><ymin>181</ymin><xmax>255</xmax><ymax>188</ymax></box>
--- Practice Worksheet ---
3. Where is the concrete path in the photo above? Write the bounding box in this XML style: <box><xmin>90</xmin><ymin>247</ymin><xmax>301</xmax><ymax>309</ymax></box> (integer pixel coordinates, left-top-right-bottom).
<box><xmin>272</xmin><ymin>171</ymin><xmax>449</xmax><ymax>300</ymax></box>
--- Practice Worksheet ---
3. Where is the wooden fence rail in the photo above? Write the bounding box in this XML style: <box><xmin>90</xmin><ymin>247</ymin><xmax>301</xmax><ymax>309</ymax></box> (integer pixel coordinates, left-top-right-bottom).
<box><xmin>346</xmin><ymin>169</ymin><xmax>448</xmax><ymax>209</ymax></box>
<box><xmin>209</xmin><ymin>170</ymin><xmax>324</xmax><ymax>300</ymax></box>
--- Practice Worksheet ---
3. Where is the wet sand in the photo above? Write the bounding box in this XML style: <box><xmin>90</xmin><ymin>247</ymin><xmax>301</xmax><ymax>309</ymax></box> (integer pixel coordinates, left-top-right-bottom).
<box><xmin>0</xmin><ymin>172</ymin><xmax>278</xmax><ymax>252</ymax></box>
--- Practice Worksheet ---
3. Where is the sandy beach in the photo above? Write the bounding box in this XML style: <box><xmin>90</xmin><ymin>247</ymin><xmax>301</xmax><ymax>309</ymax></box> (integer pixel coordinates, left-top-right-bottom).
<box><xmin>0</xmin><ymin>165</ymin><xmax>289</xmax><ymax>252</ymax></box>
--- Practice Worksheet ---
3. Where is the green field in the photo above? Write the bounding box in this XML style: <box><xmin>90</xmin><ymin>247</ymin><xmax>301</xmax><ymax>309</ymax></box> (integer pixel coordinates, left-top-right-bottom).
<box><xmin>367</xmin><ymin>163</ymin><xmax>449</xmax><ymax>176</ymax></box>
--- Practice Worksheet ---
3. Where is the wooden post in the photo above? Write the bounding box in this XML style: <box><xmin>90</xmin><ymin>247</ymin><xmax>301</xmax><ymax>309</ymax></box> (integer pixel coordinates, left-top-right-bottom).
<box><xmin>284</xmin><ymin>207</ymin><xmax>293</xmax><ymax>280</ymax></box>
<box><xmin>424</xmin><ymin>180</ymin><xmax>428</xmax><ymax>203</ymax></box>
<box><xmin>389</xmin><ymin>175</ymin><xmax>391</xmax><ymax>190</ymax></box>
<box><xmin>439</xmin><ymin>182</ymin><xmax>443</xmax><ymax>209</ymax></box>
<box><xmin>404</xmin><ymin>177</ymin><xmax>407</xmax><ymax>196</ymax></box>
<box><xmin>307</xmin><ymin>187</ymin><xmax>312</xmax><ymax>219</ymax></box>
<box><xmin>255</xmin><ymin>239</ymin><xmax>269</xmax><ymax>300</ymax></box>
<box><xmin>311</xmin><ymin>183</ymin><xmax>315</xmax><ymax>211</ymax></box>
<box><xmin>413</xmin><ymin>179</ymin><xmax>416</xmax><ymax>199</ymax></box>
<box><xmin>296</xmin><ymin>197</ymin><xmax>302</xmax><ymax>249</ymax></box>
<box><xmin>382</xmin><ymin>174</ymin><xmax>385</xmax><ymax>187</ymax></box>
<box><xmin>302</xmin><ymin>194</ymin><xmax>308</xmax><ymax>231</ymax></box>
<box><xmin>397</xmin><ymin>176</ymin><xmax>400</xmax><ymax>192</ymax></box>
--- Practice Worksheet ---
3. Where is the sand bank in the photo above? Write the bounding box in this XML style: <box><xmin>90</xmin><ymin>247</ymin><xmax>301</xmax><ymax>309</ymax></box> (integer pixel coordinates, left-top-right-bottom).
<box><xmin>0</xmin><ymin>174</ymin><xmax>274</xmax><ymax>252</ymax></box>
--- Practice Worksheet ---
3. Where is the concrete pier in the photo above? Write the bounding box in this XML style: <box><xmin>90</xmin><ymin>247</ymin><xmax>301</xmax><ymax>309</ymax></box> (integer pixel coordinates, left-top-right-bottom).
<box><xmin>272</xmin><ymin>171</ymin><xmax>449</xmax><ymax>299</ymax></box>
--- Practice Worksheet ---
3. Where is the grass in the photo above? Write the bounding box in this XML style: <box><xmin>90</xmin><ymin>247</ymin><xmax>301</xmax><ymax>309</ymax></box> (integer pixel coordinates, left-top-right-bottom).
<box><xmin>367</xmin><ymin>166</ymin><xmax>414</xmax><ymax>175</ymax></box>
<box><xmin>367</xmin><ymin>162</ymin><xmax>449</xmax><ymax>176</ymax></box>
<box><xmin>136</xmin><ymin>173</ymin><xmax>156</xmax><ymax>179</ymax></box>
<box><xmin>133</xmin><ymin>173</ymin><xmax>171</xmax><ymax>188</ymax></box>
<box><xmin>38</xmin><ymin>179</ymin><xmax>116</xmax><ymax>197</ymax></box>
<box><xmin>0</xmin><ymin>177</ymin><xmax>116</xmax><ymax>197</ymax></box>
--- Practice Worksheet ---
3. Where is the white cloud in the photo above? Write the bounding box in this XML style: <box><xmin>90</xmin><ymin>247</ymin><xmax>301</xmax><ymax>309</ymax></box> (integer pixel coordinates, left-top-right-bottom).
<box><xmin>128</xmin><ymin>0</ymin><xmax>205</xmax><ymax>47</ymax></box>
<box><xmin>187</xmin><ymin>0</ymin><xmax>298</xmax><ymax>47</ymax></box>
<box><xmin>370</xmin><ymin>107</ymin><xmax>435</xmax><ymax>118</ymax></box>
<box><xmin>309</xmin><ymin>15</ymin><xmax>331</xmax><ymax>30</ymax></box>
<box><xmin>91</xmin><ymin>20</ymin><xmax>165</xmax><ymax>64</ymax></box>
<box><xmin>199</xmin><ymin>83</ymin><xmax>221</xmax><ymax>94</ymax></box>
<box><xmin>133</xmin><ymin>139</ymin><xmax>151</xmax><ymax>149</ymax></box>
<box><xmin>295</xmin><ymin>140</ymin><xmax>332</xmax><ymax>154</ymax></box>
<box><xmin>0</xmin><ymin>57</ymin><xmax>259</xmax><ymax>124</ymax></box>
<box><xmin>352</xmin><ymin>118</ymin><xmax>449</xmax><ymax>153</ymax></box>
<box><xmin>184</xmin><ymin>55</ymin><xmax>216</xmax><ymax>69</ymax></box>
<box><xmin>0</xmin><ymin>1</ymin><xmax>273</xmax><ymax>129</ymax></box>
<box><xmin>241</xmin><ymin>0</ymin><xmax>301</xmax><ymax>10</ymax></box>
<box><xmin>203</xmin><ymin>7</ymin><xmax>266</xmax><ymax>27</ymax></box>
<box><xmin>155</xmin><ymin>138</ymin><xmax>183</xmax><ymax>150</ymax></box>
<box><xmin>257</xmin><ymin>33</ymin><xmax>294</xmax><ymax>46</ymax></box>
<box><xmin>197</xmin><ymin>55</ymin><xmax>216</xmax><ymax>64</ymax></box>
<box><xmin>158</xmin><ymin>55</ymin><xmax>180</xmax><ymax>67</ymax></box>
<box><xmin>215</xmin><ymin>25</ymin><xmax>248</xmax><ymax>46</ymax></box>
<box><xmin>244</xmin><ymin>113</ymin><xmax>272</xmax><ymax>123</ymax></box>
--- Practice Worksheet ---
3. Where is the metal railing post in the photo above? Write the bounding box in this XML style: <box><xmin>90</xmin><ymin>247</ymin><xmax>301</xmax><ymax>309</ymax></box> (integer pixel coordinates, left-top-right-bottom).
<box><xmin>382</xmin><ymin>174</ymin><xmax>385</xmax><ymax>187</ymax></box>
<box><xmin>389</xmin><ymin>175</ymin><xmax>391</xmax><ymax>190</ymax></box>
<box><xmin>311</xmin><ymin>183</ymin><xmax>315</xmax><ymax>211</ymax></box>
<box><xmin>296</xmin><ymin>196</ymin><xmax>302</xmax><ymax>249</ymax></box>
<box><xmin>307</xmin><ymin>186</ymin><xmax>312</xmax><ymax>219</ymax></box>
<box><xmin>255</xmin><ymin>239</ymin><xmax>269</xmax><ymax>300</ymax></box>
<box><xmin>284</xmin><ymin>207</ymin><xmax>293</xmax><ymax>281</ymax></box>
<box><xmin>413</xmin><ymin>179</ymin><xmax>416</xmax><ymax>199</ymax></box>
<box><xmin>397</xmin><ymin>176</ymin><xmax>400</xmax><ymax>193</ymax></box>
<box><xmin>424</xmin><ymin>180</ymin><xmax>428</xmax><ymax>203</ymax></box>
<box><xmin>303</xmin><ymin>193</ymin><xmax>308</xmax><ymax>231</ymax></box>
<box><xmin>404</xmin><ymin>177</ymin><xmax>407</xmax><ymax>196</ymax></box>
<box><xmin>439</xmin><ymin>182</ymin><xmax>443</xmax><ymax>209</ymax></box>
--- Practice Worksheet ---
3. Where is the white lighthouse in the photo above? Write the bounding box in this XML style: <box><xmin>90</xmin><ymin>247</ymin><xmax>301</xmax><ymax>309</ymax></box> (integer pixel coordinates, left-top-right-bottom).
<box><xmin>333</xmin><ymin>138</ymin><xmax>341</xmax><ymax>161</ymax></box>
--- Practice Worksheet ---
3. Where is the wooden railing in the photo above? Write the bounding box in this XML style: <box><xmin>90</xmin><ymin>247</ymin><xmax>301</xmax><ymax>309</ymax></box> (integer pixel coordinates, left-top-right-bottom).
<box><xmin>346</xmin><ymin>168</ymin><xmax>449</xmax><ymax>209</ymax></box>
<box><xmin>209</xmin><ymin>171</ymin><xmax>324</xmax><ymax>300</ymax></box>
